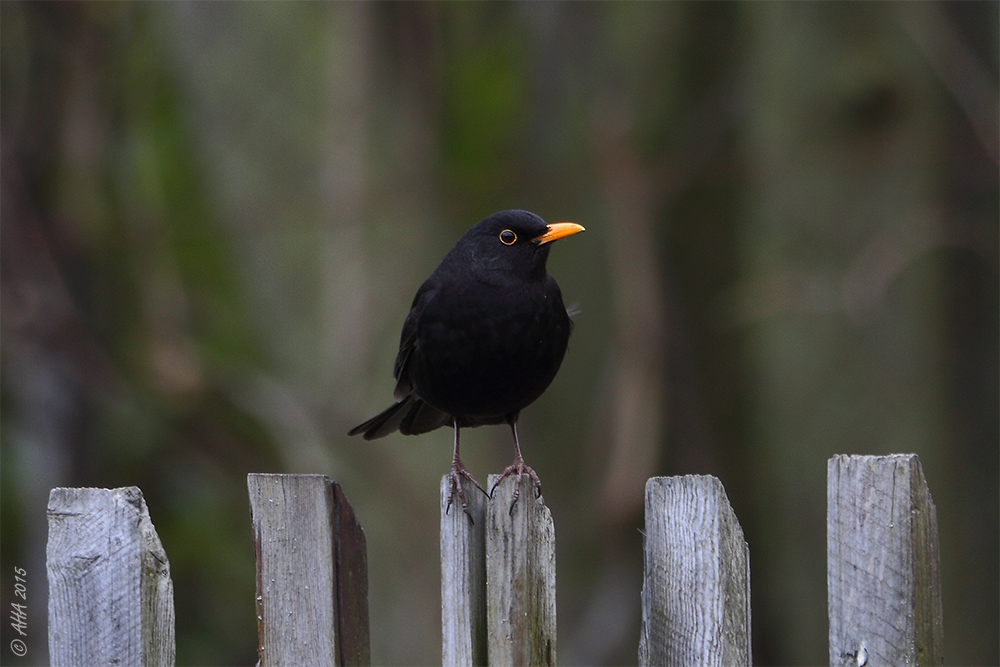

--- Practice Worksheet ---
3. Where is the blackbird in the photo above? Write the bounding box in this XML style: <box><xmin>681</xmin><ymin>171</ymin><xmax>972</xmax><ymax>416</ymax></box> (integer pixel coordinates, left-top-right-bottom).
<box><xmin>348</xmin><ymin>210</ymin><xmax>584</xmax><ymax>514</ymax></box>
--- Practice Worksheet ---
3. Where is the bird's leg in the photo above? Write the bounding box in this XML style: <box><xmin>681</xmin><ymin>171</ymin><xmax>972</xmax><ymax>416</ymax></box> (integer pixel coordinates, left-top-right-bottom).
<box><xmin>490</xmin><ymin>420</ymin><xmax>542</xmax><ymax>515</ymax></box>
<box><xmin>446</xmin><ymin>419</ymin><xmax>487</xmax><ymax>522</ymax></box>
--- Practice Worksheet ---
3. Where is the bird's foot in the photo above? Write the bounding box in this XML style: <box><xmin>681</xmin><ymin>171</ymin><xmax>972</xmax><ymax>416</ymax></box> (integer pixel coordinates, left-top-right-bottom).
<box><xmin>490</xmin><ymin>456</ymin><xmax>542</xmax><ymax>516</ymax></box>
<box><xmin>446</xmin><ymin>461</ymin><xmax>487</xmax><ymax>524</ymax></box>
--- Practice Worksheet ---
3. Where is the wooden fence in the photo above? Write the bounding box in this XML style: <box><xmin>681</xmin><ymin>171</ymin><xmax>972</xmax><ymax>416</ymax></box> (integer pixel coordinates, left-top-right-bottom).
<box><xmin>45</xmin><ymin>454</ymin><xmax>943</xmax><ymax>666</ymax></box>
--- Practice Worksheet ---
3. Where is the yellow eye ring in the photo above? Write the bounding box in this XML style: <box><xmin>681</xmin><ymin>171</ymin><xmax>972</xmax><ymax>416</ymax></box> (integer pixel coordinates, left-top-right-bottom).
<box><xmin>499</xmin><ymin>229</ymin><xmax>517</xmax><ymax>245</ymax></box>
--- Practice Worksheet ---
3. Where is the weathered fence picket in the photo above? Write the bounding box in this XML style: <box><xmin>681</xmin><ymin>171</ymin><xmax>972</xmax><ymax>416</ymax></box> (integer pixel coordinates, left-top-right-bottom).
<box><xmin>639</xmin><ymin>475</ymin><xmax>752</xmax><ymax>667</ymax></box>
<box><xmin>46</xmin><ymin>486</ymin><xmax>175</xmax><ymax>667</ymax></box>
<box><xmin>440</xmin><ymin>476</ymin><xmax>488</xmax><ymax>666</ymax></box>
<box><xmin>248</xmin><ymin>473</ymin><xmax>370</xmax><ymax>667</ymax></box>
<box><xmin>439</xmin><ymin>473</ymin><xmax>557</xmax><ymax>666</ymax></box>
<box><xmin>44</xmin><ymin>455</ymin><xmax>944</xmax><ymax>665</ymax></box>
<box><xmin>827</xmin><ymin>454</ymin><xmax>943</xmax><ymax>666</ymax></box>
<box><xmin>485</xmin><ymin>474</ymin><xmax>557</xmax><ymax>666</ymax></box>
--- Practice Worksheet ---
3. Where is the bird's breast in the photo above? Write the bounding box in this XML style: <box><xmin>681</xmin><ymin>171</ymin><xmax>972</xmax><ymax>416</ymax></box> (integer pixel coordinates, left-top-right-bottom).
<box><xmin>407</xmin><ymin>280</ymin><xmax>570</xmax><ymax>419</ymax></box>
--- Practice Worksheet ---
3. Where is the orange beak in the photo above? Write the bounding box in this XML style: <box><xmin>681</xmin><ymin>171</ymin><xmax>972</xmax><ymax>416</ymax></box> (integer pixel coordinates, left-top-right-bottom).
<box><xmin>533</xmin><ymin>222</ymin><xmax>585</xmax><ymax>245</ymax></box>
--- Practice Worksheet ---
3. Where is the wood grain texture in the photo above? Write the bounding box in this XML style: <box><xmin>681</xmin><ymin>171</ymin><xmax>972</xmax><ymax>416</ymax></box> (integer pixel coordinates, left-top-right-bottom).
<box><xmin>248</xmin><ymin>474</ymin><xmax>370</xmax><ymax>667</ymax></box>
<box><xmin>827</xmin><ymin>454</ymin><xmax>943</xmax><ymax>666</ymax></box>
<box><xmin>486</xmin><ymin>473</ymin><xmax>557</xmax><ymax>666</ymax></box>
<box><xmin>46</xmin><ymin>486</ymin><xmax>175</xmax><ymax>667</ymax></box>
<box><xmin>639</xmin><ymin>476</ymin><xmax>751</xmax><ymax>667</ymax></box>
<box><xmin>440</xmin><ymin>475</ymin><xmax>488</xmax><ymax>666</ymax></box>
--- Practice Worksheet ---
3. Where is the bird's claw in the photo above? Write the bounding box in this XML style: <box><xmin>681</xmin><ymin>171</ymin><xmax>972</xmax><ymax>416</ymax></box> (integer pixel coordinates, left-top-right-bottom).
<box><xmin>446</xmin><ymin>464</ymin><xmax>486</xmax><ymax>524</ymax></box>
<box><xmin>490</xmin><ymin>458</ymin><xmax>542</xmax><ymax>516</ymax></box>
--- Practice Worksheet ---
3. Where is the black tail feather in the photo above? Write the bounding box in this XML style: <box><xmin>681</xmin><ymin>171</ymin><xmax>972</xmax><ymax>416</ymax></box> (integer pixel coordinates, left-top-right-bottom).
<box><xmin>399</xmin><ymin>399</ymin><xmax>451</xmax><ymax>435</ymax></box>
<box><xmin>347</xmin><ymin>396</ymin><xmax>449</xmax><ymax>439</ymax></box>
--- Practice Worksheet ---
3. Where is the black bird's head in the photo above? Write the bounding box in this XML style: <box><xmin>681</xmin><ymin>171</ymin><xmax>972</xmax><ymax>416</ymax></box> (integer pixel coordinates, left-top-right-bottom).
<box><xmin>451</xmin><ymin>210</ymin><xmax>585</xmax><ymax>282</ymax></box>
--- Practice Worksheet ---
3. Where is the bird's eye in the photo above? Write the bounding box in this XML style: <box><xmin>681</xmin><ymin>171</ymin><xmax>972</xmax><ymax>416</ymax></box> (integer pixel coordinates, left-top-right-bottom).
<box><xmin>499</xmin><ymin>230</ymin><xmax>517</xmax><ymax>245</ymax></box>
